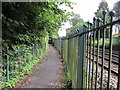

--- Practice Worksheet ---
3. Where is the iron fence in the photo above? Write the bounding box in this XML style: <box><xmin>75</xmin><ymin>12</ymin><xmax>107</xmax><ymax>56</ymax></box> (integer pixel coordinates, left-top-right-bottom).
<box><xmin>53</xmin><ymin>10</ymin><xmax>120</xmax><ymax>89</ymax></box>
<box><xmin>0</xmin><ymin>42</ymin><xmax>47</xmax><ymax>88</ymax></box>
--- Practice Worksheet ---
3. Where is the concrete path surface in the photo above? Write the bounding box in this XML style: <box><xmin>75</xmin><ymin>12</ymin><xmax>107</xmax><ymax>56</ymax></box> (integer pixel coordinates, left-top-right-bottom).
<box><xmin>23</xmin><ymin>45</ymin><xmax>64</xmax><ymax>88</ymax></box>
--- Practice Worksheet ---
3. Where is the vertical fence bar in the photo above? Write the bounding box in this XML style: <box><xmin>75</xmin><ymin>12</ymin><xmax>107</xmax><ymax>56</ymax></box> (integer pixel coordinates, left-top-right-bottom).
<box><xmin>32</xmin><ymin>44</ymin><xmax>34</xmax><ymax>60</ymax></box>
<box><xmin>20</xmin><ymin>49</ymin><xmax>23</xmax><ymax>72</ymax></box>
<box><xmin>0</xmin><ymin>43</ymin><xmax>1</xmax><ymax>87</ymax></box>
<box><xmin>107</xmin><ymin>11</ymin><xmax>114</xmax><ymax>90</ymax></box>
<box><xmin>86</xmin><ymin>23</ymin><xmax>89</xmax><ymax>89</ymax></box>
<box><xmin>91</xmin><ymin>17</ymin><xmax>96</xmax><ymax>89</ymax></box>
<box><xmin>3</xmin><ymin>49</ymin><xmax>5</xmax><ymax>81</ymax></box>
<box><xmin>88</xmin><ymin>22</ymin><xmax>90</xmax><ymax>89</ymax></box>
<box><xmin>6</xmin><ymin>49</ymin><xmax>9</xmax><ymax>81</ymax></box>
<box><xmin>14</xmin><ymin>53</ymin><xmax>16</xmax><ymax>74</ymax></box>
<box><xmin>68</xmin><ymin>39</ymin><xmax>73</xmax><ymax>78</ymax></box>
<box><xmin>3</xmin><ymin>52</ymin><xmax>5</xmax><ymax>81</ymax></box>
<box><xmin>117</xmin><ymin>49</ymin><xmax>120</xmax><ymax>90</ymax></box>
<box><xmin>118</xmin><ymin>50</ymin><xmax>120</xmax><ymax>90</ymax></box>
<box><xmin>95</xmin><ymin>18</ymin><xmax>100</xmax><ymax>89</ymax></box>
<box><xmin>67</xmin><ymin>38</ymin><xmax>70</xmax><ymax>74</ymax></box>
<box><xmin>77</xmin><ymin>26</ymin><xmax>84</xmax><ymax>88</ymax></box>
<box><xmin>72</xmin><ymin>37</ymin><xmax>74</xmax><ymax>86</ymax></box>
<box><xmin>0</xmin><ymin>1</ymin><xmax>2</xmax><ymax>88</ymax></box>
<box><xmin>88</xmin><ymin>23</ymin><xmax>92</xmax><ymax>89</ymax></box>
<box><xmin>52</xmin><ymin>11</ymin><xmax>120</xmax><ymax>89</ymax></box>
<box><xmin>82</xmin><ymin>26</ymin><xmax>86</xmax><ymax>88</ymax></box>
<box><xmin>83</xmin><ymin>25</ymin><xmax>87</xmax><ymax>88</ymax></box>
<box><xmin>100</xmin><ymin>10</ymin><xmax>106</xmax><ymax>89</ymax></box>
<box><xmin>62</xmin><ymin>39</ymin><xmax>63</xmax><ymax>56</ymax></box>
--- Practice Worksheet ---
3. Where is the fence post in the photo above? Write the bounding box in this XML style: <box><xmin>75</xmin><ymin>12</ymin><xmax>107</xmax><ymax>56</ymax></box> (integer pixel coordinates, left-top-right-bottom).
<box><xmin>86</xmin><ymin>22</ymin><xmax>90</xmax><ymax>89</ymax></box>
<box><xmin>32</xmin><ymin>44</ymin><xmax>34</xmax><ymax>60</ymax></box>
<box><xmin>100</xmin><ymin>10</ymin><xmax>106</xmax><ymax>89</ymax></box>
<box><xmin>91</xmin><ymin>17</ymin><xmax>97</xmax><ymax>89</ymax></box>
<box><xmin>88</xmin><ymin>22</ymin><xmax>92</xmax><ymax>89</ymax></box>
<box><xmin>107</xmin><ymin>11</ymin><xmax>114</xmax><ymax>89</ymax></box>
<box><xmin>95</xmin><ymin>18</ymin><xmax>101</xmax><ymax>89</ymax></box>
<box><xmin>67</xmin><ymin>37</ymin><xmax>70</xmax><ymax>73</ymax></box>
<box><xmin>0</xmin><ymin>42</ymin><xmax>2</xmax><ymax>89</ymax></box>
<box><xmin>77</xmin><ymin>26</ymin><xmax>85</xmax><ymax>88</ymax></box>
<box><xmin>118</xmin><ymin>46</ymin><xmax>120</xmax><ymax>90</ymax></box>
<box><xmin>6</xmin><ymin>48</ymin><xmax>9</xmax><ymax>82</ymax></box>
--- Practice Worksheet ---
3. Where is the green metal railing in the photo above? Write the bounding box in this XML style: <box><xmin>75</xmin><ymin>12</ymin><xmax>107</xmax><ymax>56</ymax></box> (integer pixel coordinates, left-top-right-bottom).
<box><xmin>53</xmin><ymin>11</ymin><xmax>120</xmax><ymax>89</ymax></box>
<box><xmin>0</xmin><ymin>42</ymin><xmax>48</xmax><ymax>88</ymax></box>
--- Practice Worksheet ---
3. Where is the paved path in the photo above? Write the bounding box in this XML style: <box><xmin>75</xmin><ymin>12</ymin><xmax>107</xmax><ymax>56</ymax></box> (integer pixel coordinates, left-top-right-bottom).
<box><xmin>24</xmin><ymin>45</ymin><xmax>63</xmax><ymax>88</ymax></box>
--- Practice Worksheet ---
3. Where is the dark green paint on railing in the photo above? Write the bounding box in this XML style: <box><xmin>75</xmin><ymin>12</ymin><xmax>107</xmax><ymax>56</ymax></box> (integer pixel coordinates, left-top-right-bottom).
<box><xmin>53</xmin><ymin>10</ymin><xmax>120</xmax><ymax>89</ymax></box>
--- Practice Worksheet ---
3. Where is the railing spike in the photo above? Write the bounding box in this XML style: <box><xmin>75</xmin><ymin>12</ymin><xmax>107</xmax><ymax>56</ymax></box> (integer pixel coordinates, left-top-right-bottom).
<box><xmin>109</xmin><ymin>11</ymin><xmax>115</xmax><ymax>16</ymax></box>
<box><xmin>83</xmin><ymin>24</ymin><xmax>88</xmax><ymax>28</ymax></box>
<box><xmin>102</xmin><ymin>10</ymin><xmax>107</xmax><ymax>15</ymax></box>
<box><xmin>93</xmin><ymin>17</ymin><xmax>97</xmax><ymax>21</ymax></box>
<box><xmin>89</xmin><ymin>23</ymin><xmax>92</xmax><ymax>26</ymax></box>
<box><xmin>97</xmin><ymin>18</ymin><xmax>101</xmax><ymax>22</ymax></box>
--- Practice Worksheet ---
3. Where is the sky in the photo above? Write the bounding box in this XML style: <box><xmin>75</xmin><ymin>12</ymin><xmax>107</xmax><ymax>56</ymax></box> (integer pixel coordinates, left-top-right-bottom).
<box><xmin>70</xmin><ymin>0</ymin><xmax>119</xmax><ymax>22</ymax></box>
<box><xmin>58</xmin><ymin>0</ymin><xmax>119</xmax><ymax>37</ymax></box>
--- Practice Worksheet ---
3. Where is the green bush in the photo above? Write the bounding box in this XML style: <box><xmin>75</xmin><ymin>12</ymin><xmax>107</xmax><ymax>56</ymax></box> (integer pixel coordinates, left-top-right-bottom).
<box><xmin>1</xmin><ymin>44</ymin><xmax>48</xmax><ymax>88</ymax></box>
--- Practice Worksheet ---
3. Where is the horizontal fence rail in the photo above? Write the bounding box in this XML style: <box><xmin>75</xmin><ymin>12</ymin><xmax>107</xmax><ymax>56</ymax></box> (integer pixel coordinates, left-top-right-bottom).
<box><xmin>53</xmin><ymin>11</ymin><xmax>120</xmax><ymax>89</ymax></box>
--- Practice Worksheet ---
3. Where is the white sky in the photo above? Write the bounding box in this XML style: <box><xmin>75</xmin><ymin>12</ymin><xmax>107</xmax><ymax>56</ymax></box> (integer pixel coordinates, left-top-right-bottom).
<box><xmin>58</xmin><ymin>0</ymin><xmax>119</xmax><ymax>37</ymax></box>
<box><xmin>72</xmin><ymin>0</ymin><xmax>119</xmax><ymax>22</ymax></box>
<box><xmin>61</xmin><ymin>0</ymin><xmax>119</xmax><ymax>22</ymax></box>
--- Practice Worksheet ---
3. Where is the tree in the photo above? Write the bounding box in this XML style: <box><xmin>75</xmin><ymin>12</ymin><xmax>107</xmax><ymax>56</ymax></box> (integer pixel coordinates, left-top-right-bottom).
<box><xmin>1</xmin><ymin>2</ymin><xmax>73</xmax><ymax>88</ymax></box>
<box><xmin>113</xmin><ymin>1</ymin><xmax>120</xmax><ymax>33</ymax></box>
<box><xmin>65</xmin><ymin>12</ymin><xmax>84</xmax><ymax>36</ymax></box>
<box><xmin>2</xmin><ymin>2</ymin><xmax>71</xmax><ymax>48</ymax></box>
<box><xmin>95</xmin><ymin>0</ymin><xmax>110</xmax><ymax>38</ymax></box>
<box><xmin>69</xmin><ymin>12</ymin><xmax>84</xmax><ymax>26</ymax></box>
<box><xmin>66</xmin><ymin>23</ymin><xmax>83</xmax><ymax>36</ymax></box>
<box><xmin>95</xmin><ymin>0</ymin><xmax>109</xmax><ymax>21</ymax></box>
<box><xmin>113</xmin><ymin>1</ymin><xmax>120</xmax><ymax>20</ymax></box>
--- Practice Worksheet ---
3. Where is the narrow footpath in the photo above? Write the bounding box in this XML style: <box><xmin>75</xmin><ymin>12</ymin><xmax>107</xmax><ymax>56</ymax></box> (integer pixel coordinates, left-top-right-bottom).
<box><xmin>15</xmin><ymin>45</ymin><xmax>64</xmax><ymax>88</ymax></box>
